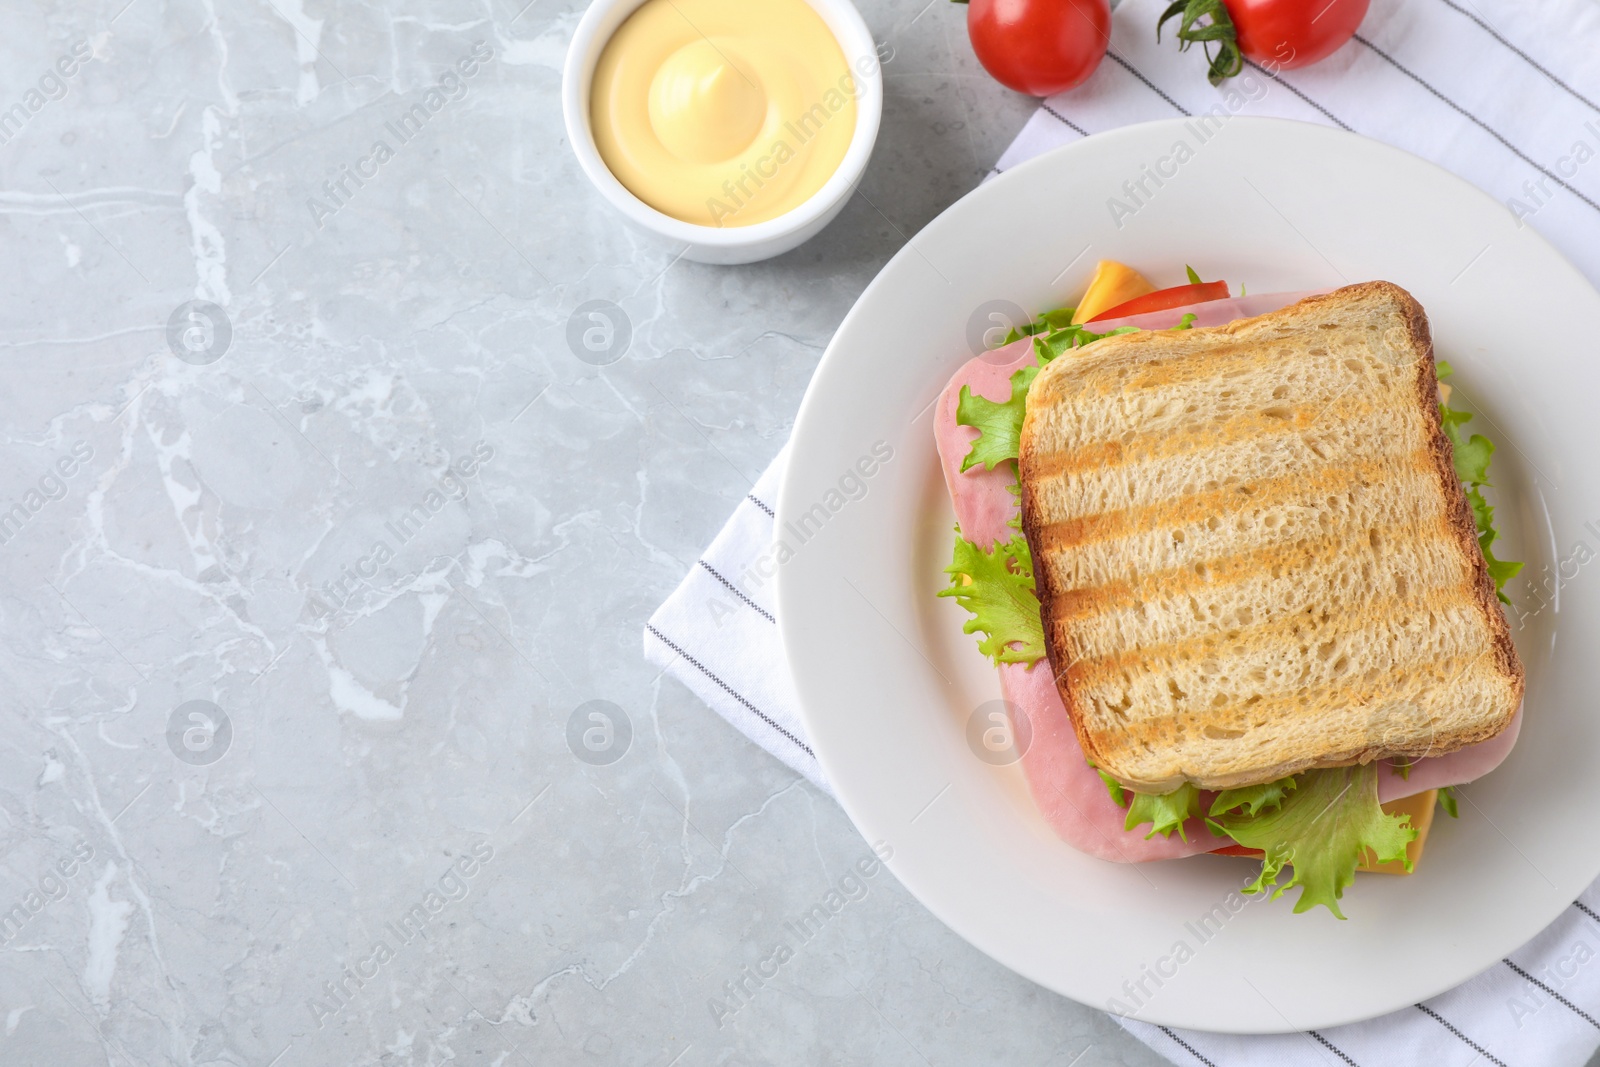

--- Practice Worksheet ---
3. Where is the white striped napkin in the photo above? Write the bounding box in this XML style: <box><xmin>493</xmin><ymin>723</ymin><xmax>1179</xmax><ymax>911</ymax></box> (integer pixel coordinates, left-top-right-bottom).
<box><xmin>644</xmin><ymin>0</ymin><xmax>1600</xmax><ymax>1061</ymax></box>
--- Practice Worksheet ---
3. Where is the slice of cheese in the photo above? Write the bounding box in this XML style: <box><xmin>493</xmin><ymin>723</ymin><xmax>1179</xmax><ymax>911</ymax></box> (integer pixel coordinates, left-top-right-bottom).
<box><xmin>1070</xmin><ymin>261</ymin><xmax>1154</xmax><ymax>324</ymax></box>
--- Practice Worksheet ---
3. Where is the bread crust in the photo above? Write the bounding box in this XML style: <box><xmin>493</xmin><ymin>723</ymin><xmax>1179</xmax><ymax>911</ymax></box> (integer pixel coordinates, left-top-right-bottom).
<box><xmin>1018</xmin><ymin>282</ymin><xmax>1525</xmax><ymax>792</ymax></box>
<box><xmin>1400</xmin><ymin>288</ymin><xmax>1526</xmax><ymax>748</ymax></box>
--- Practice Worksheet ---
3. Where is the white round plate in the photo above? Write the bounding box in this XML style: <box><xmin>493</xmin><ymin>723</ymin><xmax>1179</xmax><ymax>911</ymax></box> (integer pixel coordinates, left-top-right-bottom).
<box><xmin>777</xmin><ymin>117</ymin><xmax>1600</xmax><ymax>1033</ymax></box>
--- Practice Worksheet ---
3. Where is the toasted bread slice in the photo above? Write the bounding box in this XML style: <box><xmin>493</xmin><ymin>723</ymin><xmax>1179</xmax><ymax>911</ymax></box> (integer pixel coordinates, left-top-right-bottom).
<box><xmin>1018</xmin><ymin>282</ymin><xmax>1524</xmax><ymax>793</ymax></box>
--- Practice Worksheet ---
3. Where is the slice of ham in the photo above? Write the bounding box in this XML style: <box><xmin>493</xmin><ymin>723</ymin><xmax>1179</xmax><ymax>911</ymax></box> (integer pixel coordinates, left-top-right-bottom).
<box><xmin>1376</xmin><ymin>709</ymin><xmax>1521</xmax><ymax>802</ymax></box>
<box><xmin>934</xmin><ymin>290</ymin><xmax>1520</xmax><ymax>861</ymax></box>
<box><xmin>994</xmin><ymin>657</ymin><xmax>1230</xmax><ymax>861</ymax></box>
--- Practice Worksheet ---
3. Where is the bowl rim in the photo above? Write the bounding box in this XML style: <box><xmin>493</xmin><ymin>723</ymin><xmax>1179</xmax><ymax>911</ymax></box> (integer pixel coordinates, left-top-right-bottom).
<box><xmin>560</xmin><ymin>0</ymin><xmax>884</xmax><ymax>248</ymax></box>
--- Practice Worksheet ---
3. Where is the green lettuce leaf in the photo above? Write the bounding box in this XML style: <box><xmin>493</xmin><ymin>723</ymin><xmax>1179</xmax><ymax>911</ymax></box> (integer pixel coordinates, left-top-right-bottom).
<box><xmin>938</xmin><ymin>532</ymin><xmax>1046</xmax><ymax>665</ymax></box>
<box><xmin>1210</xmin><ymin>777</ymin><xmax>1297</xmax><ymax>818</ymax></box>
<box><xmin>1087</xmin><ymin>758</ymin><xmax>1129</xmax><ymax>807</ymax></box>
<box><xmin>1441</xmin><ymin>405</ymin><xmax>1494</xmax><ymax>485</ymax></box>
<box><xmin>1125</xmin><ymin>782</ymin><xmax>1201</xmax><ymax>841</ymax></box>
<box><xmin>1467</xmin><ymin>484</ymin><xmax>1525</xmax><ymax>593</ymax></box>
<box><xmin>1076</xmin><ymin>324</ymin><xmax>1140</xmax><ymax>345</ymax></box>
<box><xmin>955</xmin><ymin>364</ymin><xmax>1040</xmax><ymax>473</ymax></box>
<box><xmin>1438</xmin><ymin>785</ymin><xmax>1459</xmax><ymax>818</ymax></box>
<box><xmin>1207</xmin><ymin>765</ymin><xmax>1416</xmax><ymax>919</ymax></box>
<box><xmin>1437</xmin><ymin>363</ymin><xmax>1523</xmax><ymax>602</ymax></box>
<box><xmin>1000</xmin><ymin>308</ymin><xmax>1078</xmax><ymax>346</ymax></box>
<box><xmin>997</xmin><ymin>305</ymin><xmax>1143</xmax><ymax>363</ymax></box>
<box><xmin>1034</xmin><ymin>330</ymin><xmax>1079</xmax><ymax>363</ymax></box>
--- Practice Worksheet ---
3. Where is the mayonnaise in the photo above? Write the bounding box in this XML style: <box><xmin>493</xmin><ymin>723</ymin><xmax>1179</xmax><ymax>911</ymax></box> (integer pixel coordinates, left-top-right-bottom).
<box><xmin>590</xmin><ymin>0</ymin><xmax>858</xmax><ymax>228</ymax></box>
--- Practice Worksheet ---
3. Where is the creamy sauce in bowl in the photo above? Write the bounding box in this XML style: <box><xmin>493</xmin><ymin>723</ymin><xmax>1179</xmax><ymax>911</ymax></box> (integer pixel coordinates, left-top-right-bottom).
<box><xmin>589</xmin><ymin>0</ymin><xmax>858</xmax><ymax>227</ymax></box>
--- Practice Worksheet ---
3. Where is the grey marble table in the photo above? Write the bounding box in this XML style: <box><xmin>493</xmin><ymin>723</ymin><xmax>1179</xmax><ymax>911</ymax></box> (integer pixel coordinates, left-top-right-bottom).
<box><xmin>0</xmin><ymin>2</ymin><xmax>1327</xmax><ymax>1066</ymax></box>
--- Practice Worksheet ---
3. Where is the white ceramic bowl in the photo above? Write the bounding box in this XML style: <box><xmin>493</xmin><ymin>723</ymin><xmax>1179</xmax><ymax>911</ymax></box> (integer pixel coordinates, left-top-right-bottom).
<box><xmin>561</xmin><ymin>0</ymin><xmax>883</xmax><ymax>265</ymax></box>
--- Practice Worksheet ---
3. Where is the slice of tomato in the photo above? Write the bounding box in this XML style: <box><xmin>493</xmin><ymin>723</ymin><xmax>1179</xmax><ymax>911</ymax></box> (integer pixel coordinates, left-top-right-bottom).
<box><xmin>1086</xmin><ymin>280</ymin><xmax>1230</xmax><ymax>323</ymax></box>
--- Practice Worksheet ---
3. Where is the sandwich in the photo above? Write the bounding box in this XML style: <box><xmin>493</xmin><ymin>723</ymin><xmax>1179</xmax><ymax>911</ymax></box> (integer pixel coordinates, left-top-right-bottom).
<box><xmin>936</xmin><ymin>264</ymin><xmax>1524</xmax><ymax>917</ymax></box>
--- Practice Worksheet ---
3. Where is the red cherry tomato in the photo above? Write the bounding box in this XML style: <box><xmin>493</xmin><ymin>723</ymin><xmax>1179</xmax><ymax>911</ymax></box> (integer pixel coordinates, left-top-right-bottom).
<box><xmin>1087</xmin><ymin>280</ymin><xmax>1230</xmax><ymax>322</ymax></box>
<box><xmin>1227</xmin><ymin>0</ymin><xmax>1369</xmax><ymax>69</ymax></box>
<box><xmin>965</xmin><ymin>0</ymin><xmax>1112</xmax><ymax>97</ymax></box>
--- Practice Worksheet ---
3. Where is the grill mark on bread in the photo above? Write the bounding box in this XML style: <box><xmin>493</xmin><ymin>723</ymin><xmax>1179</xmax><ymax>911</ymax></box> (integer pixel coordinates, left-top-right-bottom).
<box><xmin>1057</xmin><ymin>335</ymin><xmax>1338</xmax><ymax>399</ymax></box>
<box><xmin>1017</xmin><ymin>282</ymin><xmax>1526</xmax><ymax>792</ymax></box>
<box><xmin>1049</xmin><ymin>518</ymin><xmax>1464</xmax><ymax>621</ymax></box>
<box><xmin>1083</xmin><ymin>652</ymin><xmax>1508</xmax><ymax>783</ymax></box>
<box><xmin>1053</xmin><ymin>536</ymin><xmax>1481</xmax><ymax>707</ymax></box>
<box><xmin>1043</xmin><ymin>475</ymin><xmax>1453</xmax><ymax>598</ymax></box>
<box><xmin>1030</xmin><ymin>325</ymin><xmax>1420</xmax><ymax>413</ymax></box>
<box><xmin>1023</xmin><ymin>394</ymin><xmax>1390</xmax><ymax>482</ymax></box>
<box><xmin>1060</xmin><ymin>586</ymin><xmax>1487</xmax><ymax>697</ymax></box>
<box><xmin>1032</xmin><ymin>453</ymin><xmax>1433</xmax><ymax>555</ymax></box>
